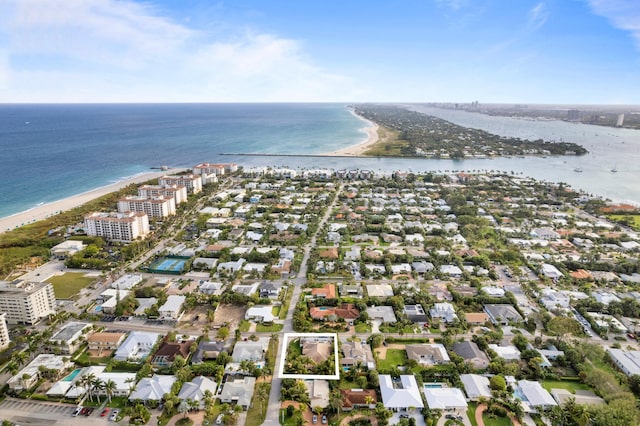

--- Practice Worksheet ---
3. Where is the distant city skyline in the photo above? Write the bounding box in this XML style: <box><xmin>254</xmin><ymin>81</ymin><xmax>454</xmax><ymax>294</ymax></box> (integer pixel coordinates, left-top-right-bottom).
<box><xmin>1</xmin><ymin>0</ymin><xmax>639</xmax><ymax>103</ymax></box>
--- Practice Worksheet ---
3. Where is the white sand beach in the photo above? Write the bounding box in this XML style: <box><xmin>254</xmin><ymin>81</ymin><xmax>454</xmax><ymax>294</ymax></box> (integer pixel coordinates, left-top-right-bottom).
<box><xmin>0</xmin><ymin>168</ymin><xmax>186</xmax><ymax>234</ymax></box>
<box><xmin>323</xmin><ymin>112</ymin><xmax>380</xmax><ymax>156</ymax></box>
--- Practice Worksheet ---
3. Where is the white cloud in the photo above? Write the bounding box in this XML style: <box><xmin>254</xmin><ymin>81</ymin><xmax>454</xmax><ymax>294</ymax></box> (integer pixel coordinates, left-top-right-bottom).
<box><xmin>434</xmin><ymin>0</ymin><xmax>469</xmax><ymax>10</ymax></box>
<box><xmin>528</xmin><ymin>2</ymin><xmax>549</xmax><ymax>30</ymax></box>
<box><xmin>0</xmin><ymin>0</ymin><xmax>359</xmax><ymax>102</ymax></box>
<box><xmin>587</xmin><ymin>0</ymin><xmax>640</xmax><ymax>50</ymax></box>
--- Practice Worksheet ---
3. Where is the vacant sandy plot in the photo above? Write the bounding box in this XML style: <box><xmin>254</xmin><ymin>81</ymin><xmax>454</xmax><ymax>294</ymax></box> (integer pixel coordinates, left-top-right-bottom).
<box><xmin>213</xmin><ymin>304</ymin><xmax>246</xmax><ymax>330</ymax></box>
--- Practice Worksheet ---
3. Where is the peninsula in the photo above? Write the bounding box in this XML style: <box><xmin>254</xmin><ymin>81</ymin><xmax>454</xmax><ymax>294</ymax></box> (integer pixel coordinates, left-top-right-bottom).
<box><xmin>351</xmin><ymin>104</ymin><xmax>588</xmax><ymax>158</ymax></box>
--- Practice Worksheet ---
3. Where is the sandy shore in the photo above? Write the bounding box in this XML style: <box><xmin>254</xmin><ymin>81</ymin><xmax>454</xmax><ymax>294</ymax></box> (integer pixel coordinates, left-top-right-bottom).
<box><xmin>0</xmin><ymin>168</ymin><xmax>186</xmax><ymax>234</ymax></box>
<box><xmin>323</xmin><ymin>110</ymin><xmax>380</xmax><ymax>156</ymax></box>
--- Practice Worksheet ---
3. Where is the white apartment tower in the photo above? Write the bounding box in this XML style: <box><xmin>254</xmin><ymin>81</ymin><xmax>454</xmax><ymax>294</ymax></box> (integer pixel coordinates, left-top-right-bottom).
<box><xmin>158</xmin><ymin>175</ymin><xmax>202</xmax><ymax>194</ymax></box>
<box><xmin>138</xmin><ymin>184</ymin><xmax>188</xmax><ymax>205</ymax></box>
<box><xmin>84</xmin><ymin>211</ymin><xmax>150</xmax><ymax>242</ymax></box>
<box><xmin>118</xmin><ymin>195</ymin><xmax>176</xmax><ymax>218</ymax></box>
<box><xmin>192</xmin><ymin>163</ymin><xmax>237</xmax><ymax>184</ymax></box>
<box><xmin>0</xmin><ymin>281</ymin><xmax>57</xmax><ymax>325</ymax></box>
<box><xmin>0</xmin><ymin>313</ymin><xmax>10</xmax><ymax>350</ymax></box>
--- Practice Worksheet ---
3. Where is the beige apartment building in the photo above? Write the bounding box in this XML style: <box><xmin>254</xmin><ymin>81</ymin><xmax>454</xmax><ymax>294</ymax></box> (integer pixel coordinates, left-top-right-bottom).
<box><xmin>138</xmin><ymin>184</ymin><xmax>188</xmax><ymax>205</ymax></box>
<box><xmin>0</xmin><ymin>281</ymin><xmax>57</xmax><ymax>325</ymax></box>
<box><xmin>118</xmin><ymin>195</ymin><xmax>176</xmax><ymax>218</ymax></box>
<box><xmin>84</xmin><ymin>211</ymin><xmax>150</xmax><ymax>242</ymax></box>
<box><xmin>0</xmin><ymin>313</ymin><xmax>10</xmax><ymax>350</ymax></box>
<box><xmin>158</xmin><ymin>174</ymin><xmax>203</xmax><ymax>194</ymax></box>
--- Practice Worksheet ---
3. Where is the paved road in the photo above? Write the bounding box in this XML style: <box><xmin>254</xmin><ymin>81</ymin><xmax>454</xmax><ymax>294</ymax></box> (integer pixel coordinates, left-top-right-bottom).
<box><xmin>262</xmin><ymin>184</ymin><xmax>342</xmax><ymax>425</ymax></box>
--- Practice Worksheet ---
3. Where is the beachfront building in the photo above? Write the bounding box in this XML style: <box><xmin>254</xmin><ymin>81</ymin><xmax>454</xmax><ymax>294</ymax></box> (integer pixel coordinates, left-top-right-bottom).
<box><xmin>118</xmin><ymin>195</ymin><xmax>176</xmax><ymax>218</ymax></box>
<box><xmin>0</xmin><ymin>313</ymin><xmax>10</xmax><ymax>350</ymax></box>
<box><xmin>0</xmin><ymin>281</ymin><xmax>56</xmax><ymax>325</ymax></box>
<box><xmin>158</xmin><ymin>174</ymin><xmax>202</xmax><ymax>194</ymax></box>
<box><xmin>138</xmin><ymin>184</ymin><xmax>188</xmax><ymax>205</ymax></box>
<box><xmin>84</xmin><ymin>211</ymin><xmax>150</xmax><ymax>243</ymax></box>
<box><xmin>192</xmin><ymin>163</ymin><xmax>238</xmax><ymax>184</ymax></box>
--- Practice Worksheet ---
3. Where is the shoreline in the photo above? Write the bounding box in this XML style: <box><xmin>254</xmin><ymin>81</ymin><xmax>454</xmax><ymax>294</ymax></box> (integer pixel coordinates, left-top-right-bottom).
<box><xmin>322</xmin><ymin>109</ymin><xmax>380</xmax><ymax>156</ymax></box>
<box><xmin>0</xmin><ymin>168</ymin><xmax>186</xmax><ymax>234</ymax></box>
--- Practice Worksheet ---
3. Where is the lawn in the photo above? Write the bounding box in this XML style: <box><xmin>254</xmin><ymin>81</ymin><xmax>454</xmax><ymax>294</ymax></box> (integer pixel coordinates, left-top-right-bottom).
<box><xmin>47</xmin><ymin>272</ymin><xmax>96</xmax><ymax>299</ymax></box>
<box><xmin>245</xmin><ymin>383</ymin><xmax>270</xmax><ymax>426</ymax></box>
<box><xmin>354</xmin><ymin>323</ymin><xmax>371</xmax><ymax>333</ymax></box>
<box><xmin>377</xmin><ymin>348</ymin><xmax>407</xmax><ymax>370</ymax></box>
<box><xmin>272</xmin><ymin>305</ymin><xmax>282</xmax><ymax>317</ymax></box>
<box><xmin>607</xmin><ymin>214</ymin><xmax>640</xmax><ymax>231</ymax></box>
<box><xmin>256</xmin><ymin>323</ymin><xmax>283</xmax><ymax>332</ymax></box>
<box><xmin>467</xmin><ymin>403</ymin><xmax>479</xmax><ymax>426</ymax></box>
<box><xmin>542</xmin><ymin>379</ymin><xmax>591</xmax><ymax>393</ymax></box>
<box><xmin>482</xmin><ymin>414</ymin><xmax>512</xmax><ymax>426</ymax></box>
<box><xmin>279</xmin><ymin>286</ymin><xmax>294</xmax><ymax>320</ymax></box>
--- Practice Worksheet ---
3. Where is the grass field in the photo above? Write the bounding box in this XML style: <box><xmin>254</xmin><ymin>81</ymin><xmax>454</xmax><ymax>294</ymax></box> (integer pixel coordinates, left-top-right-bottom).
<box><xmin>542</xmin><ymin>379</ymin><xmax>591</xmax><ymax>393</ymax></box>
<box><xmin>47</xmin><ymin>272</ymin><xmax>95</xmax><ymax>299</ymax></box>
<box><xmin>363</xmin><ymin>125</ymin><xmax>409</xmax><ymax>156</ymax></box>
<box><xmin>377</xmin><ymin>348</ymin><xmax>407</xmax><ymax>370</ymax></box>
<box><xmin>608</xmin><ymin>214</ymin><xmax>640</xmax><ymax>231</ymax></box>
<box><xmin>482</xmin><ymin>414</ymin><xmax>512</xmax><ymax>426</ymax></box>
<box><xmin>256</xmin><ymin>323</ymin><xmax>284</xmax><ymax>332</ymax></box>
<box><xmin>245</xmin><ymin>383</ymin><xmax>270</xmax><ymax>426</ymax></box>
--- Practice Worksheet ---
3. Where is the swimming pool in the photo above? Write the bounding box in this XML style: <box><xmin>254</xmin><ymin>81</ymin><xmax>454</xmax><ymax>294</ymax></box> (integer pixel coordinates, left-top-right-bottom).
<box><xmin>423</xmin><ymin>383</ymin><xmax>445</xmax><ymax>389</ymax></box>
<box><xmin>62</xmin><ymin>368</ymin><xmax>82</xmax><ymax>382</ymax></box>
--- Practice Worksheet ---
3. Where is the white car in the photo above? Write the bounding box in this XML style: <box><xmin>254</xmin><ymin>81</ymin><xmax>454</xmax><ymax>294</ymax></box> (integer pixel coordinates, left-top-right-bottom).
<box><xmin>216</xmin><ymin>414</ymin><xmax>224</xmax><ymax>424</ymax></box>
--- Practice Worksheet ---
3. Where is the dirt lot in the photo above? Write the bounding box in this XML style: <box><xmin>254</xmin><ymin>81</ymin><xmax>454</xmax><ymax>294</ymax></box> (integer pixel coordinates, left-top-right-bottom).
<box><xmin>212</xmin><ymin>304</ymin><xmax>247</xmax><ymax>331</ymax></box>
<box><xmin>178</xmin><ymin>305</ymin><xmax>214</xmax><ymax>329</ymax></box>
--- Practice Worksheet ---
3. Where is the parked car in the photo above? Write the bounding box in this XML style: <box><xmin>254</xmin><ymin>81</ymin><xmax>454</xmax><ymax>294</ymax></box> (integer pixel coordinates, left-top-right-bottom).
<box><xmin>322</xmin><ymin>415</ymin><xmax>327</xmax><ymax>424</ymax></box>
<box><xmin>85</xmin><ymin>407</ymin><xmax>95</xmax><ymax>416</ymax></box>
<box><xmin>312</xmin><ymin>414</ymin><xmax>318</xmax><ymax>424</ymax></box>
<box><xmin>72</xmin><ymin>406</ymin><xmax>82</xmax><ymax>417</ymax></box>
<box><xmin>109</xmin><ymin>410</ymin><xmax>120</xmax><ymax>421</ymax></box>
<box><xmin>216</xmin><ymin>414</ymin><xmax>224</xmax><ymax>424</ymax></box>
<box><xmin>100</xmin><ymin>408</ymin><xmax>110</xmax><ymax>417</ymax></box>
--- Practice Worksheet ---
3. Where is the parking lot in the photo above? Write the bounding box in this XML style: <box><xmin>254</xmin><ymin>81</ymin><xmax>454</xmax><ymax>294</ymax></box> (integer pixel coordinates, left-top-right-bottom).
<box><xmin>0</xmin><ymin>398</ymin><xmax>111</xmax><ymax>426</ymax></box>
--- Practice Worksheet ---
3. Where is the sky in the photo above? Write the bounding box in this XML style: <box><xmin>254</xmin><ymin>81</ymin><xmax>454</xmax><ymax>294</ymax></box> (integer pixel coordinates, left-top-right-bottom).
<box><xmin>0</xmin><ymin>0</ymin><xmax>639</xmax><ymax>103</ymax></box>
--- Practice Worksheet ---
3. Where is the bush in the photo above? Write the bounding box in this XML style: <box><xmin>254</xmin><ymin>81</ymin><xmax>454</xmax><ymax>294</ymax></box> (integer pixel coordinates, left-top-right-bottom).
<box><xmin>487</xmin><ymin>405</ymin><xmax>508</xmax><ymax>417</ymax></box>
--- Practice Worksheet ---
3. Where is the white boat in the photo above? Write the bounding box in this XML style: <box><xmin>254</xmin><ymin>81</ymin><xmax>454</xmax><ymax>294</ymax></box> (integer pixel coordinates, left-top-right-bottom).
<box><xmin>573</xmin><ymin>168</ymin><xmax>583</xmax><ymax>173</ymax></box>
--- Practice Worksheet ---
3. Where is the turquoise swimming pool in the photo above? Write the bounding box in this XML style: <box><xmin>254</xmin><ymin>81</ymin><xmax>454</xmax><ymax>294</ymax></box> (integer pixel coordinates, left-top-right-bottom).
<box><xmin>62</xmin><ymin>368</ymin><xmax>82</xmax><ymax>382</ymax></box>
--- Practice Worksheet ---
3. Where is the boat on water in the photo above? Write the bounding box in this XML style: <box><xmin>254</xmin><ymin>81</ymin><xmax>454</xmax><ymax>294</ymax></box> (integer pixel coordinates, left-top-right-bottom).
<box><xmin>611</xmin><ymin>167</ymin><xmax>618</xmax><ymax>173</ymax></box>
<box><xmin>573</xmin><ymin>168</ymin><xmax>583</xmax><ymax>173</ymax></box>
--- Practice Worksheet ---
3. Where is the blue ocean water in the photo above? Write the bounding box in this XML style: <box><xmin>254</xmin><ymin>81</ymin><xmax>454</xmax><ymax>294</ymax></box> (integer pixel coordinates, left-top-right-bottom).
<box><xmin>0</xmin><ymin>103</ymin><xmax>367</xmax><ymax>218</ymax></box>
<box><xmin>1</xmin><ymin>103</ymin><xmax>639</xmax><ymax>220</ymax></box>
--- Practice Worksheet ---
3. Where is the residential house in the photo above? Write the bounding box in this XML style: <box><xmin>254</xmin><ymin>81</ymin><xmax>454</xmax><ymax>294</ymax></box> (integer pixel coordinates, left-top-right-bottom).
<box><xmin>366</xmin><ymin>306</ymin><xmax>397</xmax><ymax>324</ymax></box>
<box><xmin>405</xmin><ymin>344</ymin><xmax>450</xmax><ymax>366</ymax></box>
<box><xmin>219</xmin><ymin>377</ymin><xmax>256</xmax><ymax>410</ymax></box>
<box><xmin>516</xmin><ymin>380</ymin><xmax>557</xmax><ymax>412</ymax></box>
<box><xmin>339</xmin><ymin>284</ymin><xmax>363</xmax><ymax>298</ymax></box>
<box><xmin>231</xmin><ymin>338</ymin><xmax>269</xmax><ymax>364</ymax></box>
<box><xmin>7</xmin><ymin>354</ymin><xmax>71</xmax><ymax>391</ymax></box>
<box><xmin>366</xmin><ymin>284</ymin><xmax>394</xmax><ymax>298</ymax></box>
<box><xmin>341</xmin><ymin>341</ymin><xmax>375</xmax><ymax>370</ymax></box>
<box><xmin>404</xmin><ymin>304</ymin><xmax>428</xmax><ymax>323</ymax></box>
<box><xmin>488</xmin><ymin>344</ymin><xmax>521</xmax><ymax>361</ymax></box>
<box><xmin>113</xmin><ymin>331</ymin><xmax>162</xmax><ymax>362</ymax></box>
<box><xmin>245</xmin><ymin>306</ymin><xmax>275</xmax><ymax>323</ymax></box>
<box><xmin>257</xmin><ymin>281</ymin><xmax>280</xmax><ymax>299</ymax></box>
<box><xmin>341</xmin><ymin>389</ymin><xmax>377</xmax><ymax>411</ymax></box>
<box><xmin>302</xmin><ymin>341</ymin><xmax>332</xmax><ymax>364</ymax></box>
<box><xmin>607</xmin><ymin>348</ymin><xmax>640</xmax><ymax>376</ymax></box>
<box><xmin>49</xmin><ymin>321</ymin><xmax>92</xmax><ymax>354</ymax></box>
<box><xmin>178</xmin><ymin>376</ymin><xmax>218</xmax><ymax>408</ymax></box>
<box><xmin>129</xmin><ymin>374</ymin><xmax>176</xmax><ymax>402</ymax></box>
<box><xmin>429</xmin><ymin>303</ymin><xmax>458</xmax><ymax>323</ymax></box>
<box><xmin>304</xmin><ymin>379</ymin><xmax>330</xmax><ymax>408</ymax></box>
<box><xmin>312</xmin><ymin>284</ymin><xmax>337</xmax><ymax>299</ymax></box>
<box><xmin>151</xmin><ymin>338</ymin><xmax>194</xmax><ymax>368</ymax></box>
<box><xmin>483</xmin><ymin>304</ymin><xmax>523</xmax><ymax>325</ymax></box>
<box><xmin>460</xmin><ymin>374</ymin><xmax>492</xmax><ymax>400</ymax></box>
<box><xmin>379</xmin><ymin>375</ymin><xmax>424</xmax><ymax>412</ymax></box>
<box><xmin>158</xmin><ymin>295</ymin><xmax>186</xmax><ymax>321</ymax></box>
<box><xmin>452</xmin><ymin>341</ymin><xmax>490</xmax><ymax>369</ymax></box>
<box><xmin>423</xmin><ymin>388</ymin><xmax>468</xmax><ymax>413</ymax></box>
<box><xmin>191</xmin><ymin>340</ymin><xmax>227</xmax><ymax>364</ymax></box>
<box><xmin>465</xmin><ymin>313</ymin><xmax>489</xmax><ymax>325</ymax></box>
<box><xmin>87</xmin><ymin>331</ymin><xmax>126</xmax><ymax>357</ymax></box>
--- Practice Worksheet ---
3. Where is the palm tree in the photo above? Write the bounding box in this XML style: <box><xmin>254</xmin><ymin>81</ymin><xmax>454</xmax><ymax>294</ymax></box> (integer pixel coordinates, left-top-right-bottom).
<box><xmin>125</xmin><ymin>376</ymin><xmax>137</xmax><ymax>396</ymax></box>
<box><xmin>12</xmin><ymin>351</ymin><xmax>27</xmax><ymax>367</ymax></box>
<box><xmin>81</xmin><ymin>373</ymin><xmax>96</xmax><ymax>402</ymax></box>
<box><xmin>103</xmin><ymin>379</ymin><xmax>117</xmax><ymax>404</ymax></box>
<box><xmin>91</xmin><ymin>377</ymin><xmax>104</xmax><ymax>402</ymax></box>
<box><xmin>187</xmin><ymin>398</ymin><xmax>199</xmax><ymax>412</ymax></box>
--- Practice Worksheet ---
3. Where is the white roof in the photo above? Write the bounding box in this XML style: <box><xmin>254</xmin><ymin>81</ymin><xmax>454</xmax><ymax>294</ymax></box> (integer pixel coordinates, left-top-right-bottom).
<box><xmin>98</xmin><ymin>372</ymin><xmax>137</xmax><ymax>393</ymax></box>
<box><xmin>517</xmin><ymin>380</ymin><xmax>557</xmax><ymax>407</ymax></box>
<box><xmin>159</xmin><ymin>295</ymin><xmax>186</xmax><ymax>313</ymax></box>
<box><xmin>111</xmin><ymin>274</ymin><xmax>143</xmax><ymax>290</ymax></box>
<box><xmin>178</xmin><ymin>376</ymin><xmax>218</xmax><ymax>405</ymax></box>
<box><xmin>607</xmin><ymin>348</ymin><xmax>640</xmax><ymax>376</ymax></box>
<box><xmin>246</xmin><ymin>306</ymin><xmax>275</xmax><ymax>322</ymax></box>
<box><xmin>379</xmin><ymin>375</ymin><xmax>424</xmax><ymax>409</ymax></box>
<box><xmin>423</xmin><ymin>387</ymin><xmax>468</xmax><ymax>410</ymax></box>
<box><xmin>460</xmin><ymin>374</ymin><xmax>492</xmax><ymax>399</ymax></box>
<box><xmin>488</xmin><ymin>344</ymin><xmax>521</xmax><ymax>360</ymax></box>
<box><xmin>130</xmin><ymin>374</ymin><xmax>176</xmax><ymax>401</ymax></box>
<box><xmin>114</xmin><ymin>331</ymin><xmax>162</xmax><ymax>361</ymax></box>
